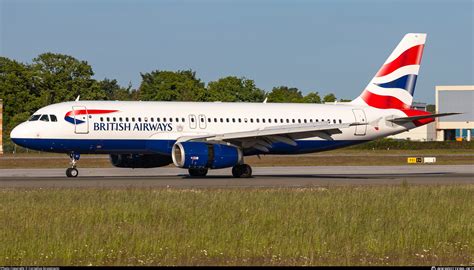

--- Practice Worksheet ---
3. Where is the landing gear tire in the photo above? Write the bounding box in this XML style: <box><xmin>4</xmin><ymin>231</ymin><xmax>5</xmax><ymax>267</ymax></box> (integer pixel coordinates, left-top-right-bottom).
<box><xmin>232</xmin><ymin>164</ymin><xmax>252</xmax><ymax>178</ymax></box>
<box><xmin>66</xmin><ymin>168</ymin><xmax>79</xmax><ymax>178</ymax></box>
<box><xmin>66</xmin><ymin>152</ymin><xmax>80</xmax><ymax>178</ymax></box>
<box><xmin>188</xmin><ymin>168</ymin><xmax>208</xmax><ymax>177</ymax></box>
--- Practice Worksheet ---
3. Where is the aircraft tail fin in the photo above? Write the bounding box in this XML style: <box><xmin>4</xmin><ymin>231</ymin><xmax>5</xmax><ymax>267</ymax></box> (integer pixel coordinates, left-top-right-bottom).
<box><xmin>351</xmin><ymin>33</ymin><xmax>426</xmax><ymax>110</ymax></box>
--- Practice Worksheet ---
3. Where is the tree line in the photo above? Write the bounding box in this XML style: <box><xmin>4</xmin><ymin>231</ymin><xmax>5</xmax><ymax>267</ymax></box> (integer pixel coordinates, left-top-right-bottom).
<box><xmin>0</xmin><ymin>53</ymin><xmax>347</xmax><ymax>151</ymax></box>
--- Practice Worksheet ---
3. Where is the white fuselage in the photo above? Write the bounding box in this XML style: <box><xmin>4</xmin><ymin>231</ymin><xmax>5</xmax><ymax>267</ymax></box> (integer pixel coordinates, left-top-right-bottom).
<box><xmin>10</xmin><ymin>101</ymin><xmax>413</xmax><ymax>156</ymax></box>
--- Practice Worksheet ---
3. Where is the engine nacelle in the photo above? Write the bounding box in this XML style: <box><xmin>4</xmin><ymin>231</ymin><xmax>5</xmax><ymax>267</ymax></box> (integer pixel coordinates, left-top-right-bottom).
<box><xmin>110</xmin><ymin>154</ymin><xmax>172</xmax><ymax>168</ymax></box>
<box><xmin>172</xmin><ymin>142</ymin><xmax>242</xmax><ymax>169</ymax></box>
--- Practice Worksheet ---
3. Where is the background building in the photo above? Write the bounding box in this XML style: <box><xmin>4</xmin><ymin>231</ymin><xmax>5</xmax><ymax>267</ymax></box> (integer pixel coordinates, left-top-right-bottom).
<box><xmin>436</xmin><ymin>85</ymin><xmax>474</xmax><ymax>141</ymax></box>
<box><xmin>389</xmin><ymin>102</ymin><xmax>436</xmax><ymax>141</ymax></box>
<box><xmin>0</xmin><ymin>99</ymin><xmax>3</xmax><ymax>155</ymax></box>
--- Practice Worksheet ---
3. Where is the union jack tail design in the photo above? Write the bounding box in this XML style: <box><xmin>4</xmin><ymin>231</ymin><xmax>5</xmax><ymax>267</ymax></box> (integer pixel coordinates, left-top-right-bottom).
<box><xmin>352</xmin><ymin>33</ymin><xmax>426</xmax><ymax>110</ymax></box>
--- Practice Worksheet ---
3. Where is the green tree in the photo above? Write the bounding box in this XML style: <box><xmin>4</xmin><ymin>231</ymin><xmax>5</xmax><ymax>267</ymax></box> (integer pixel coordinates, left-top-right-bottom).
<box><xmin>0</xmin><ymin>57</ymin><xmax>38</xmax><ymax>151</ymax></box>
<box><xmin>31</xmin><ymin>53</ymin><xmax>106</xmax><ymax>105</ymax></box>
<box><xmin>206</xmin><ymin>76</ymin><xmax>265</xmax><ymax>102</ymax></box>
<box><xmin>303</xmin><ymin>92</ymin><xmax>322</xmax><ymax>103</ymax></box>
<box><xmin>323</xmin><ymin>93</ymin><xmax>337</xmax><ymax>103</ymax></box>
<box><xmin>267</xmin><ymin>86</ymin><xmax>304</xmax><ymax>103</ymax></box>
<box><xmin>99</xmin><ymin>78</ymin><xmax>133</xmax><ymax>101</ymax></box>
<box><xmin>138</xmin><ymin>70</ymin><xmax>206</xmax><ymax>101</ymax></box>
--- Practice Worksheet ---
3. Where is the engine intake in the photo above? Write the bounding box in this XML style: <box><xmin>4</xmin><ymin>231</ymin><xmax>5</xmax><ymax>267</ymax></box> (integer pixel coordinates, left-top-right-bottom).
<box><xmin>110</xmin><ymin>154</ymin><xmax>172</xmax><ymax>168</ymax></box>
<box><xmin>172</xmin><ymin>142</ymin><xmax>242</xmax><ymax>169</ymax></box>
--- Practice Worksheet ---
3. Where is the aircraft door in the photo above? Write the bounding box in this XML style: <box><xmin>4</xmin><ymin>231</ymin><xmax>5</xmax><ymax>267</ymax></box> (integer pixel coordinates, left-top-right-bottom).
<box><xmin>198</xmin><ymin>114</ymin><xmax>207</xmax><ymax>129</ymax></box>
<box><xmin>352</xmin><ymin>109</ymin><xmax>367</xmax><ymax>136</ymax></box>
<box><xmin>189</xmin><ymin>114</ymin><xmax>197</xmax><ymax>129</ymax></box>
<box><xmin>72</xmin><ymin>106</ymin><xmax>89</xmax><ymax>134</ymax></box>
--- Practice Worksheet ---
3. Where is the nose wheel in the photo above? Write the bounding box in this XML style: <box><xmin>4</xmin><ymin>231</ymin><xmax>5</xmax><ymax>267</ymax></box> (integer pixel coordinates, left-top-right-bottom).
<box><xmin>66</xmin><ymin>167</ymin><xmax>79</xmax><ymax>177</ymax></box>
<box><xmin>66</xmin><ymin>153</ymin><xmax>80</xmax><ymax>178</ymax></box>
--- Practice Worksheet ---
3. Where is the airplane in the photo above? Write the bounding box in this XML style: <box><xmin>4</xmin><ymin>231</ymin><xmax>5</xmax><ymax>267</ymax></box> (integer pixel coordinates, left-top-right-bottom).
<box><xmin>10</xmin><ymin>33</ymin><xmax>458</xmax><ymax>178</ymax></box>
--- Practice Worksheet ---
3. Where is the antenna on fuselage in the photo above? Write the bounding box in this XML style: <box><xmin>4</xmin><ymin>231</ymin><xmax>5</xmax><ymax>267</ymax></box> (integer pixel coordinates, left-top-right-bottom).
<box><xmin>75</xmin><ymin>95</ymin><xmax>80</xmax><ymax>101</ymax></box>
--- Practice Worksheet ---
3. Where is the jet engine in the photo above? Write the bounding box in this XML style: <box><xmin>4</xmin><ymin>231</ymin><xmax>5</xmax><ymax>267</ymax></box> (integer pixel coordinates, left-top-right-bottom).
<box><xmin>110</xmin><ymin>153</ymin><xmax>172</xmax><ymax>168</ymax></box>
<box><xmin>172</xmin><ymin>142</ymin><xmax>242</xmax><ymax>169</ymax></box>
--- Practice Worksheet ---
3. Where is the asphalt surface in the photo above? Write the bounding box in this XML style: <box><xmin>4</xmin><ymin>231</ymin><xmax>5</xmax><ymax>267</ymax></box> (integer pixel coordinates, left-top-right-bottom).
<box><xmin>0</xmin><ymin>165</ymin><xmax>472</xmax><ymax>188</ymax></box>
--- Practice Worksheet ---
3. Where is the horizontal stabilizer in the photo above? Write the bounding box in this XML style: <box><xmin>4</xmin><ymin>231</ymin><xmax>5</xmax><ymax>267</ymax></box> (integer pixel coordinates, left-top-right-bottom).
<box><xmin>389</xmin><ymin>112</ymin><xmax>461</xmax><ymax>123</ymax></box>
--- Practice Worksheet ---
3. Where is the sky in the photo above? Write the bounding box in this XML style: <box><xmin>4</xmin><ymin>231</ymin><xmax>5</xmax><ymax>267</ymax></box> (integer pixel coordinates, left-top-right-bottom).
<box><xmin>1</xmin><ymin>0</ymin><xmax>473</xmax><ymax>103</ymax></box>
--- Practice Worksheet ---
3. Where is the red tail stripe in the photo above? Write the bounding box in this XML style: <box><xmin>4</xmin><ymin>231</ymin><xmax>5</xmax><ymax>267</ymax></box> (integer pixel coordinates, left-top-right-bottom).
<box><xmin>65</xmin><ymin>109</ymin><xmax>118</xmax><ymax>117</ymax></box>
<box><xmin>376</xmin><ymin>44</ymin><xmax>424</xmax><ymax>77</ymax></box>
<box><xmin>361</xmin><ymin>90</ymin><xmax>411</xmax><ymax>110</ymax></box>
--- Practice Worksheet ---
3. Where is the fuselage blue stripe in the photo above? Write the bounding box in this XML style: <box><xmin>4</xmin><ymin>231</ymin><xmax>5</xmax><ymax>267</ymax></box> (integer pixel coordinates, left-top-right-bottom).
<box><xmin>11</xmin><ymin>138</ymin><xmax>369</xmax><ymax>156</ymax></box>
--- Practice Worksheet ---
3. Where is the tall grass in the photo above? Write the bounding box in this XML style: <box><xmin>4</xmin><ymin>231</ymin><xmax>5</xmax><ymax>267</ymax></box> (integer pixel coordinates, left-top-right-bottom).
<box><xmin>0</xmin><ymin>186</ymin><xmax>472</xmax><ymax>266</ymax></box>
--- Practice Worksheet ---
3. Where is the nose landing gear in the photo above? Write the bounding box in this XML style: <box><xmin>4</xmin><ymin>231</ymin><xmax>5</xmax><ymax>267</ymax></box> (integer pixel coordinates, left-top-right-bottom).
<box><xmin>66</xmin><ymin>153</ymin><xmax>80</xmax><ymax>178</ymax></box>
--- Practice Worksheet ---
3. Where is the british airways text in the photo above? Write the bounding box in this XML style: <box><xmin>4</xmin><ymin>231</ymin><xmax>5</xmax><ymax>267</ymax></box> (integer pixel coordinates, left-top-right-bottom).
<box><xmin>93</xmin><ymin>122</ymin><xmax>173</xmax><ymax>132</ymax></box>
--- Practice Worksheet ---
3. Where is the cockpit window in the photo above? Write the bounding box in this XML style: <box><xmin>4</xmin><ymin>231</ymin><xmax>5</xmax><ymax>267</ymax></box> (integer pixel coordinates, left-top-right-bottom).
<box><xmin>50</xmin><ymin>115</ymin><xmax>58</xmax><ymax>122</ymax></box>
<box><xmin>29</xmin><ymin>115</ymin><xmax>41</xmax><ymax>121</ymax></box>
<box><xmin>40</xmin><ymin>115</ymin><xmax>49</xmax><ymax>122</ymax></box>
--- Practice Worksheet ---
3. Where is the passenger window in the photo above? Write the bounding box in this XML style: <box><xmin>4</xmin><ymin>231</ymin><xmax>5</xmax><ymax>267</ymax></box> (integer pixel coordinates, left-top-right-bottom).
<box><xmin>244</xmin><ymin>118</ymin><xmax>248</xmax><ymax>123</ymax></box>
<box><xmin>262</xmin><ymin>119</ymin><xmax>266</xmax><ymax>123</ymax></box>
<box><xmin>286</xmin><ymin>119</ymin><xmax>289</xmax><ymax>123</ymax></box>
<box><xmin>250</xmin><ymin>119</ymin><xmax>254</xmax><ymax>123</ymax></box>
<box><xmin>232</xmin><ymin>118</ymin><xmax>235</xmax><ymax>123</ymax></box>
<box><xmin>220</xmin><ymin>118</ymin><xmax>223</xmax><ymax>123</ymax></box>
<box><xmin>107</xmin><ymin>117</ymin><xmax>110</xmax><ymax>122</ymax></box>
<box><xmin>29</xmin><ymin>115</ymin><xmax>41</xmax><ymax>121</ymax></box>
<box><xmin>292</xmin><ymin>119</ymin><xmax>295</xmax><ymax>123</ymax></box>
<box><xmin>150</xmin><ymin>118</ymin><xmax>154</xmax><ymax>122</ymax></box>
<box><xmin>126</xmin><ymin>117</ymin><xmax>129</xmax><ymax>122</ymax></box>
<box><xmin>191</xmin><ymin>118</ymin><xmax>195</xmax><ymax>123</ymax></box>
<box><xmin>333</xmin><ymin>119</ymin><xmax>336</xmax><ymax>124</ymax></box>
<box><xmin>309</xmin><ymin>119</ymin><xmax>313</xmax><ymax>123</ymax></box>
<box><xmin>132</xmin><ymin>117</ymin><xmax>135</xmax><ymax>122</ymax></box>
<box><xmin>316</xmin><ymin>119</ymin><xmax>319</xmax><ymax>122</ymax></box>
<box><xmin>280</xmin><ymin>119</ymin><xmax>283</xmax><ymax>123</ymax></box>
<box><xmin>238</xmin><ymin>118</ymin><xmax>242</xmax><ymax>123</ymax></box>
<box><xmin>176</xmin><ymin>117</ymin><xmax>179</xmax><ymax>122</ymax></box>
<box><xmin>157</xmin><ymin>117</ymin><xmax>160</xmax><ymax>122</ymax></box>
<box><xmin>170</xmin><ymin>118</ymin><xmax>173</xmax><ymax>122</ymax></box>
<box><xmin>214</xmin><ymin>118</ymin><xmax>218</xmax><ymax>123</ymax></box>
<box><xmin>256</xmin><ymin>119</ymin><xmax>260</xmax><ymax>123</ymax></box>
<box><xmin>339</xmin><ymin>119</ymin><xmax>342</xmax><ymax>124</ymax></box>
<box><xmin>298</xmin><ymin>119</ymin><xmax>301</xmax><ymax>123</ymax></box>
<box><xmin>40</xmin><ymin>115</ymin><xmax>49</xmax><ymax>122</ymax></box>
<box><xmin>182</xmin><ymin>118</ymin><xmax>185</xmax><ymax>122</ymax></box>
<box><xmin>208</xmin><ymin>118</ymin><xmax>211</xmax><ymax>122</ymax></box>
<box><xmin>50</xmin><ymin>115</ymin><xmax>58</xmax><ymax>122</ymax></box>
<box><xmin>113</xmin><ymin>117</ymin><xmax>116</xmax><ymax>122</ymax></box>
<box><xmin>226</xmin><ymin>118</ymin><xmax>229</xmax><ymax>123</ymax></box>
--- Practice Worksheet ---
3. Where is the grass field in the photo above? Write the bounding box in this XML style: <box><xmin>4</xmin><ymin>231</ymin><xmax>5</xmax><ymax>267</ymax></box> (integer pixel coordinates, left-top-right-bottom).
<box><xmin>1</xmin><ymin>149</ymin><xmax>473</xmax><ymax>168</ymax></box>
<box><xmin>0</xmin><ymin>185</ymin><xmax>472</xmax><ymax>266</ymax></box>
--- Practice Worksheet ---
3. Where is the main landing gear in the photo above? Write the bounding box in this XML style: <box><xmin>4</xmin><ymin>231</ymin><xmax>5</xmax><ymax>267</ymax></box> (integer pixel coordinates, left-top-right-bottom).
<box><xmin>66</xmin><ymin>152</ymin><xmax>80</xmax><ymax>178</ymax></box>
<box><xmin>187</xmin><ymin>164</ymin><xmax>252</xmax><ymax>178</ymax></box>
<box><xmin>232</xmin><ymin>164</ymin><xmax>252</xmax><ymax>178</ymax></box>
<box><xmin>188</xmin><ymin>168</ymin><xmax>208</xmax><ymax>177</ymax></box>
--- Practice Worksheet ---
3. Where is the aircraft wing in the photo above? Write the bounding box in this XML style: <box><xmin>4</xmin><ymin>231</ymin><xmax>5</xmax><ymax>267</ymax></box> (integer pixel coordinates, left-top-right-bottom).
<box><xmin>177</xmin><ymin>122</ymin><xmax>363</xmax><ymax>152</ymax></box>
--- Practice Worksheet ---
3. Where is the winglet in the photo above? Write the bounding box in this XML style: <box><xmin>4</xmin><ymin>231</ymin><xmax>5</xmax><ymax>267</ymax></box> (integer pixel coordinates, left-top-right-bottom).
<box><xmin>75</xmin><ymin>95</ymin><xmax>80</xmax><ymax>101</ymax></box>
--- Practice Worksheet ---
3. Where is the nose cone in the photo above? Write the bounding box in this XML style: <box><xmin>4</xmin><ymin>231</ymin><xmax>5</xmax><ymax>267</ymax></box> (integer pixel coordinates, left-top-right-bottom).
<box><xmin>10</xmin><ymin>123</ymin><xmax>32</xmax><ymax>147</ymax></box>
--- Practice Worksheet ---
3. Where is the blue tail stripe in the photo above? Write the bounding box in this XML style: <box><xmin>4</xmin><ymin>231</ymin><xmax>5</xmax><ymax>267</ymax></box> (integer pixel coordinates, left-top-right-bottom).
<box><xmin>375</xmin><ymin>74</ymin><xmax>418</xmax><ymax>95</ymax></box>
